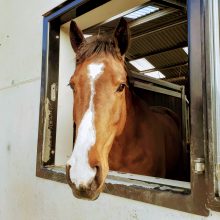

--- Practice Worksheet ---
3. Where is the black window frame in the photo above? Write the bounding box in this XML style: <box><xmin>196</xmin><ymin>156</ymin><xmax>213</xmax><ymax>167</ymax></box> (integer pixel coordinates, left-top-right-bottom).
<box><xmin>36</xmin><ymin>0</ymin><xmax>220</xmax><ymax>216</ymax></box>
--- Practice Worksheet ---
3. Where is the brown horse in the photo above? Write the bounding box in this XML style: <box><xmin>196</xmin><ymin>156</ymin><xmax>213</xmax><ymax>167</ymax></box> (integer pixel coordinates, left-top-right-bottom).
<box><xmin>66</xmin><ymin>18</ymin><xmax>182</xmax><ymax>200</ymax></box>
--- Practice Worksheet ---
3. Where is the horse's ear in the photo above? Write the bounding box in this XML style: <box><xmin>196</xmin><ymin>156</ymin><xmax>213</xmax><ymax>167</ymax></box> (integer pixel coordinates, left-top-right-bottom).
<box><xmin>114</xmin><ymin>18</ymin><xmax>130</xmax><ymax>56</ymax></box>
<box><xmin>69</xmin><ymin>20</ymin><xmax>85</xmax><ymax>53</ymax></box>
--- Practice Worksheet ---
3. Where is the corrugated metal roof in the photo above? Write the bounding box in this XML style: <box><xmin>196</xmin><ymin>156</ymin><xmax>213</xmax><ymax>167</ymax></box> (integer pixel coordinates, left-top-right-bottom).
<box><xmin>146</xmin><ymin>48</ymin><xmax>188</xmax><ymax>68</ymax></box>
<box><xmin>128</xmin><ymin>22</ymin><xmax>187</xmax><ymax>58</ymax></box>
<box><xmin>84</xmin><ymin>3</ymin><xmax>188</xmax><ymax>85</ymax></box>
<box><xmin>160</xmin><ymin>64</ymin><xmax>188</xmax><ymax>79</ymax></box>
<box><xmin>127</xmin><ymin>10</ymin><xmax>188</xmax><ymax>85</ymax></box>
<box><xmin>130</xmin><ymin>10</ymin><xmax>187</xmax><ymax>36</ymax></box>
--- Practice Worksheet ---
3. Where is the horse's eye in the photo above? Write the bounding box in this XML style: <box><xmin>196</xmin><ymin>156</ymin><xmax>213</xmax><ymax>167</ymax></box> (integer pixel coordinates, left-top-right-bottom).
<box><xmin>116</xmin><ymin>83</ymin><xmax>126</xmax><ymax>93</ymax></box>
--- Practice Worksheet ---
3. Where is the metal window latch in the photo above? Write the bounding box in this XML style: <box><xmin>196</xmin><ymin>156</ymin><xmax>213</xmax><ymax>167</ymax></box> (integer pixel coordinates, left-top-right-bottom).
<box><xmin>51</xmin><ymin>83</ymin><xmax>57</xmax><ymax>101</ymax></box>
<box><xmin>194</xmin><ymin>158</ymin><xmax>205</xmax><ymax>174</ymax></box>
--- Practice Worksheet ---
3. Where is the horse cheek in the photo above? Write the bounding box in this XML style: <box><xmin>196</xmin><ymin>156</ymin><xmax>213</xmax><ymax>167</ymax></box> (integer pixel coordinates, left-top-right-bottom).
<box><xmin>114</xmin><ymin>94</ymin><xmax>126</xmax><ymax>136</ymax></box>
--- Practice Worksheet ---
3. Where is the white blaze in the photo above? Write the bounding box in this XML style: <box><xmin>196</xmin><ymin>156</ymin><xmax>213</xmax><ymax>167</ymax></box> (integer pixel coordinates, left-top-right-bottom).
<box><xmin>67</xmin><ymin>63</ymin><xmax>104</xmax><ymax>188</ymax></box>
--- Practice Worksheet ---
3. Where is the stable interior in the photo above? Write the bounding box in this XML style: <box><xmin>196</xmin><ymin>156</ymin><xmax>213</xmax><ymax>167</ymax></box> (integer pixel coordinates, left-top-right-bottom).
<box><xmin>55</xmin><ymin>0</ymin><xmax>190</xmax><ymax>185</ymax></box>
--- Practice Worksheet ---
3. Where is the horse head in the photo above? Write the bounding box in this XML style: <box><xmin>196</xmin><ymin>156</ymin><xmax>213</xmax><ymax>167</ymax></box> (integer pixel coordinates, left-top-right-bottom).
<box><xmin>66</xmin><ymin>18</ymin><xmax>130</xmax><ymax>200</ymax></box>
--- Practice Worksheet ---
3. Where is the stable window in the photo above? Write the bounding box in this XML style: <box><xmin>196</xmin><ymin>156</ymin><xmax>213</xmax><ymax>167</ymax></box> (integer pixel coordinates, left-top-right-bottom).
<box><xmin>36</xmin><ymin>0</ymin><xmax>220</xmax><ymax>215</ymax></box>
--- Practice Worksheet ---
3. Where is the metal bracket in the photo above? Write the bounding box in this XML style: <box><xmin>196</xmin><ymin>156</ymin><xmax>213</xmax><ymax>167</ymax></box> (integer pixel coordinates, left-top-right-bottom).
<box><xmin>50</xmin><ymin>83</ymin><xmax>57</xmax><ymax>101</ymax></box>
<box><xmin>194</xmin><ymin>158</ymin><xmax>205</xmax><ymax>174</ymax></box>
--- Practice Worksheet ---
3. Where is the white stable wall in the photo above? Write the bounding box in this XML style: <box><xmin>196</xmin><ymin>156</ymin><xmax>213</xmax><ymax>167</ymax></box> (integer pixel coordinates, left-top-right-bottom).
<box><xmin>1</xmin><ymin>0</ymin><xmax>220</xmax><ymax>219</ymax></box>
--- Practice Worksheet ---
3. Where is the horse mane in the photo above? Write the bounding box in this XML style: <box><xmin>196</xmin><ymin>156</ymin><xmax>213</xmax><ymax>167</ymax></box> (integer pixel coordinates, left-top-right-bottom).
<box><xmin>76</xmin><ymin>35</ymin><xmax>123</xmax><ymax>64</ymax></box>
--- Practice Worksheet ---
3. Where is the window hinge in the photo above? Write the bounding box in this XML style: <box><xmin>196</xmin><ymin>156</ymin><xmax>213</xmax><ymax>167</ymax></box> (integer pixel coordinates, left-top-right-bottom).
<box><xmin>51</xmin><ymin>83</ymin><xmax>57</xmax><ymax>101</ymax></box>
<box><xmin>194</xmin><ymin>158</ymin><xmax>205</xmax><ymax>174</ymax></box>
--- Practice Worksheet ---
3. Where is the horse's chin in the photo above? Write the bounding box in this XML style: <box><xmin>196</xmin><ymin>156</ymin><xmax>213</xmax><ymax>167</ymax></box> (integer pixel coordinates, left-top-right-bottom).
<box><xmin>70</xmin><ymin>184</ymin><xmax>104</xmax><ymax>201</ymax></box>
<box><xmin>72</xmin><ymin>190</ymin><xmax>100</xmax><ymax>201</ymax></box>
<box><xmin>71</xmin><ymin>189</ymin><xmax>101</xmax><ymax>201</ymax></box>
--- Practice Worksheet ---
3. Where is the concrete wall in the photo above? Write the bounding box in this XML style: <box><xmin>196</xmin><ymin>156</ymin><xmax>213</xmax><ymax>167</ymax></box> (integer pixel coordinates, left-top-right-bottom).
<box><xmin>0</xmin><ymin>0</ymin><xmax>220</xmax><ymax>219</ymax></box>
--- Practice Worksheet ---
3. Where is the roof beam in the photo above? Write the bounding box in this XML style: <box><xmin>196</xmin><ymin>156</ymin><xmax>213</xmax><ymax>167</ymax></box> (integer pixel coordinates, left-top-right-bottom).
<box><xmin>165</xmin><ymin>76</ymin><xmax>186</xmax><ymax>82</ymax></box>
<box><xmin>129</xmin><ymin>8</ymin><xmax>178</xmax><ymax>28</ymax></box>
<box><xmin>152</xmin><ymin>0</ymin><xmax>186</xmax><ymax>9</ymax></box>
<box><xmin>131</xmin><ymin>62</ymin><xmax>188</xmax><ymax>75</ymax></box>
<box><xmin>128</xmin><ymin>41</ymin><xmax>188</xmax><ymax>60</ymax></box>
<box><xmin>131</xmin><ymin>19</ymin><xmax>187</xmax><ymax>40</ymax></box>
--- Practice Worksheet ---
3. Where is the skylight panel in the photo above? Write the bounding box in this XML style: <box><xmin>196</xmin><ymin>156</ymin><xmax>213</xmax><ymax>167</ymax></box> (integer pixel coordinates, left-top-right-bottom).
<box><xmin>129</xmin><ymin>58</ymin><xmax>155</xmax><ymax>71</ymax></box>
<box><xmin>83</xmin><ymin>34</ymin><xmax>92</xmax><ymax>38</ymax></box>
<box><xmin>183</xmin><ymin>47</ymin><xmax>188</xmax><ymax>54</ymax></box>
<box><xmin>147</xmin><ymin>6</ymin><xmax>159</xmax><ymax>12</ymax></box>
<box><xmin>144</xmin><ymin>71</ymin><xmax>165</xmax><ymax>79</ymax></box>
<box><xmin>124</xmin><ymin>6</ymin><xmax>159</xmax><ymax>19</ymax></box>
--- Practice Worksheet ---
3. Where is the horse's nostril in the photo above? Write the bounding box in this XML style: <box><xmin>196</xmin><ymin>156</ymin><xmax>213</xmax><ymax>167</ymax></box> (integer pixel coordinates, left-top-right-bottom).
<box><xmin>66</xmin><ymin>164</ymin><xmax>74</xmax><ymax>186</ymax></box>
<box><xmin>66</xmin><ymin>164</ymin><xmax>71</xmax><ymax>170</ymax></box>
<box><xmin>94</xmin><ymin>165</ymin><xmax>100</xmax><ymax>174</ymax></box>
<box><xmin>93</xmin><ymin>165</ymin><xmax>102</xmax><ymax>186</ymax></box>
<box><xmin>96</xmin><ymin>165</ymin><xmax>101</xmax><ymax>175</ymax></box>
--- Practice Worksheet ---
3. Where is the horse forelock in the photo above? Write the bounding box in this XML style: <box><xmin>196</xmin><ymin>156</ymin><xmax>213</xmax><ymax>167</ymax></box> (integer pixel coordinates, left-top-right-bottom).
<box><xmin>76</xmin><ymin>35</ymin><xmax>123</xmax><ymax>64</ymax></box>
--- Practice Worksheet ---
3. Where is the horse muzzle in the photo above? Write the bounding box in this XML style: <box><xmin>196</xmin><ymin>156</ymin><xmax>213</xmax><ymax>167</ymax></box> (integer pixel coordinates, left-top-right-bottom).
<box><xmin>66</xmin><ymin>164</ymin><xmax>103</xmax><ymax>200</ymax></box>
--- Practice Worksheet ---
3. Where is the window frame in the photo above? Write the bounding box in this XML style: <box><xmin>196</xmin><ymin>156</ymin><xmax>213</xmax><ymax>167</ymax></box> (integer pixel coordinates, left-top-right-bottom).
<box><xmin>203</xmin><ymin>0</ymin><xmax>220</xmax><ymax>212</ymax></box>
<box><xmin>36</xmin><ymin>0</ymin><xmax>220</xmax><ymax>215</ymax></box>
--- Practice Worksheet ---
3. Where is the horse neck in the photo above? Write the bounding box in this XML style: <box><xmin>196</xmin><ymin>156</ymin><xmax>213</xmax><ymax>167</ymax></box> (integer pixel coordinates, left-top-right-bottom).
<box><xmin>116</xmin><ymin>88</ymin><xmax>140</xmax><ymax>140</ymax></box>
<box><xmin>110</xmin><ymin>86</ymin><xmax>151</xmax><ymax>171</ymax></box>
